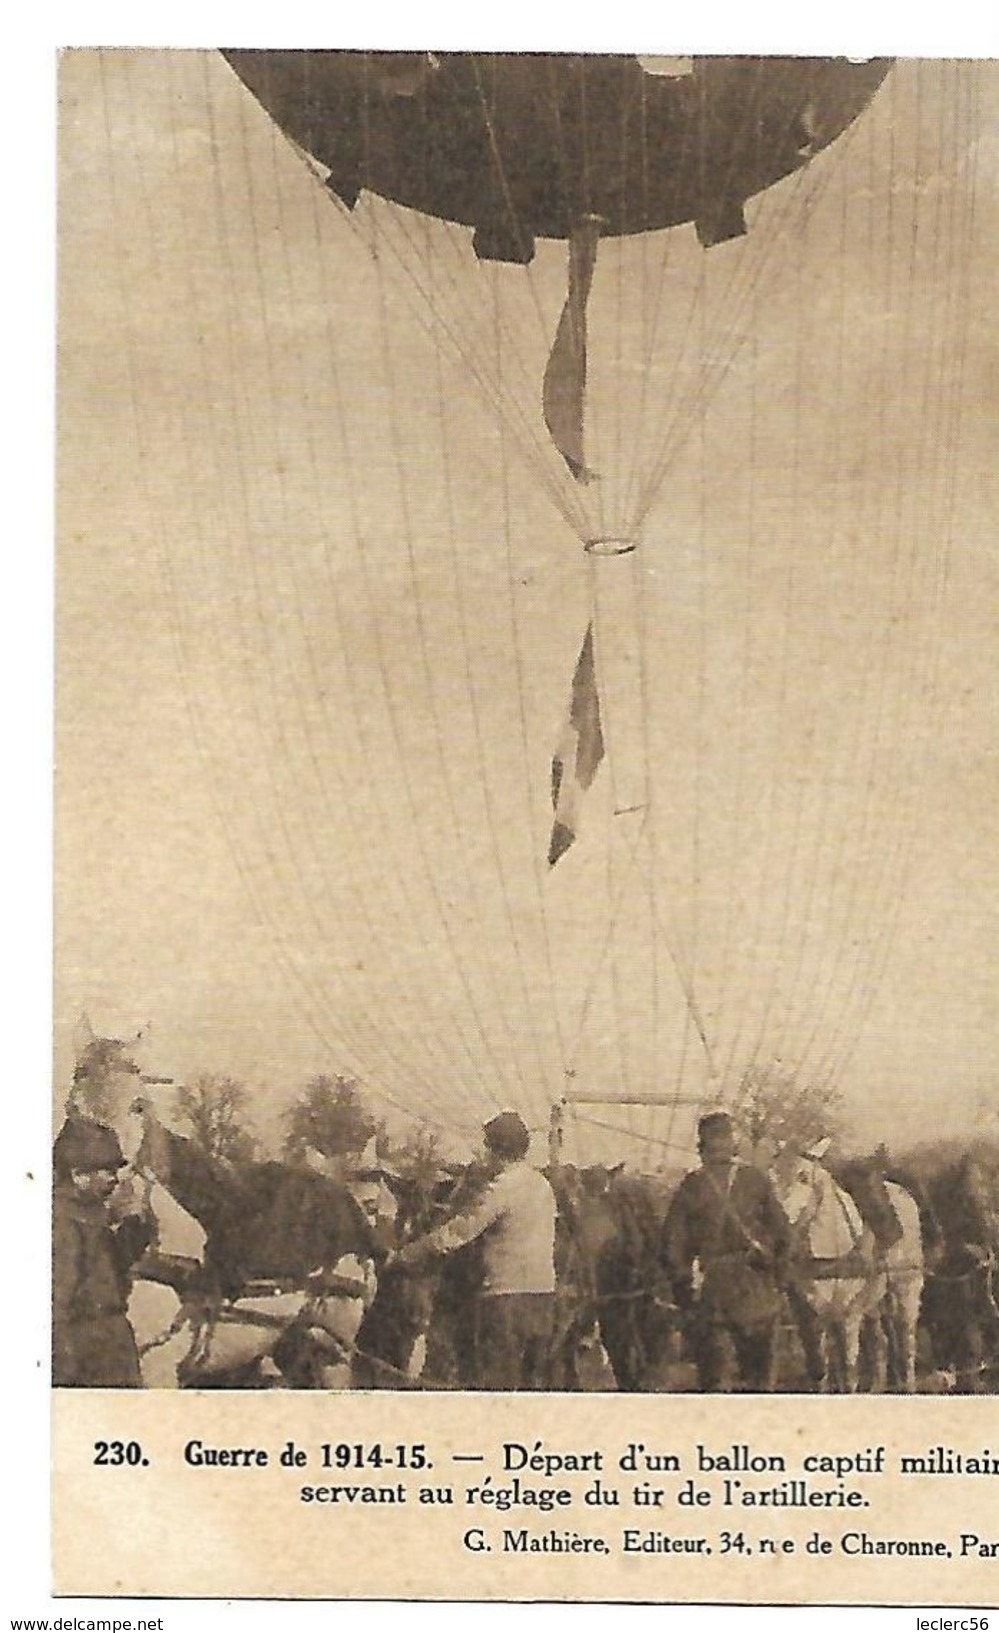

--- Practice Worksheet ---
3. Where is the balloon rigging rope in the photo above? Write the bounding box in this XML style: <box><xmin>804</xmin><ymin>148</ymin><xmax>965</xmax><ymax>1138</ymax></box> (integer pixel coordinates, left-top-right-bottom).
<box><xmin>580</xmin><ymin>71</ymin><xmax>633</xmax><ymax>1135</ymax></box>
<box><xmin>605</xmin><ymin>772</ymin><xmax>637</xmax><ymax>1136</ymax></box>
<box><xmin>633</xmin><ymin>57</ymin><xmax>769</xmax><ymax>536</ymax></box>
<box><xmin>545</xmin><ymin>60</ymin><xmax>972</xmax><ymax>1136</ymax></box>
<box><xmin>216</xmin><ymin>63</ymin><xmax>491</xmax><ymax>1124</ymax></box>
<box><xmin>236</xmin><ymin>66</ymin><xmax>507</xmax><ymax>1122</ymax></box>
<box><xmin>376</xmin><ymin>209</ymin><xmax>542</xmax><ymax>1111</ymax></box>
<box><xmin>726</xmin><ymin>62</ymin><xmax>981</xmax><ymax>1113</ymax></box>
<box><xmin>769</xmin><ymin>133</ymin><xmax>888</xmax><ymax>1095</ymax></box>
<box><xmin>802</xmin><ymin>62</ymin><xmax>976</xmax><ymax>1098</ymax></box>
<box><xmin>460</xmin><ymin>60</ymin><xmax>927</xmax><ymax>1136</ymax></box>
<box><xmin>705</xmin><ymin>82</ymin><xmax>822</xmax><ymax>1097</ymax></box>
<box><xmin>303</xmin><ymin>61</ymin><xmax>843</xmax><ymax>554</ymax></box>
<box><xmin>727</xmin><ymin>113</ymin><xmax>819</xmax><ymax>1098</ymax></box>
<box><xmin>635</xmin><ymin>535</ymin><xmax>664</xmax><ymax>1152</ymax></box>
<box><xmin>91</xmin><ymin>53</ymin><xmax>987</xmax><ymax>1147</ymax></box>
<box><xmin>357</xmin><ymin>159</ymin><xmax>525</xmax><ymax>1114</ymax></box>
<box><xmin>649</xmin><ymin>65</ymin><xmax>774</xmax><ymax>1147</ymax></box>
<box><xmin>711</xmin><ymin>319</ymin><xmax>762</xmax><ymax>1087</ymax></box>
<box><xmin>832</xmin><ymin>67</ymin><xmax>985</xmax><ymax>1097</ymax></box>
<box><xmin>620</xmin><ymin>62</ymin><xmax>705</xmax><ymax>535</ymax></box>
<box><xmin>222</xmin><ymin>60</ymin><xmax>979</xmax><ymax>1149</ymax></box>
<box><xmin>323</xmin><ymin>60</ymin><xmax>519</xmax><ymax>1123</ymax></box>
<box><xmin>778</xmin><ymin>66</ymin><xmax>934</xmax><ymax>1097</ymax></box>
<box><xmin>93</xmin><ymin>55</ymin><xmax>299</xmax><ymax>1093</ymax></box>
<box><xmin>365</xmin><ymin>204</ymin><xmax>587</xmax><ymax>534</ymax></box>
<box><xmin>571</xmin><ymin>1109</ymin><xmax>704</xmax><ymax>1161</ymax></box>
<box><xmin>322</xmin><ymin>180</ymin><xmax>587</xmax><ymax>537</ymax></box>
<box><xmin>468</xmin><ymin>55</ymin><xmax>553</xmax><ymax>334</ymax></box>
<box><xmin>724</xmin><ymin>76</ymin><xmax>902</xmax><ymax>1104</ymax></box>
<box><xmin>99</xmin><ymin>52</ymin><xmax>453</xmax><ymax>1132</ymax></box>
<box><xmin>259</xmin><ymin>57</ymin><xmax>584</xmax><ymax>1123</ymax></box>
<box><xmin>618</xmin><ymin>61</ymin><xmax>703</xmax><ymax>535</ymax></box>
<box><xmin>532</xmin><ymin>60</ymin><xmax>705</xmax><ymax>1141</ymax></box>
<box><xmin>631</xmin><ymin>150</ymin><xmax>846</xmax><ymax>538</ymax></box>
<box><xmin>846</xmin><ymin>60</ymin><xmax>984</xmax><ymax>1080</ymax></box>
<box><xmin>627</xmin><ymin>69</ymin><xmax>722</xmax><ymax>1151</ymax></box>
<box><xmin>706</xmin><ymin>79</ymin><xmax>788</xmax><ymax>1078</ymax></box>
<box><xmin>527</xmin><ymin>61</ymin><xmax>716</xmax><ymax>1144</ymax></box>
<box><xmin>344</xmin><ymin>55</ymin><xmax>588</xmax><ymax>533</ymax></box>
<box><xmin>224</xmin><ymin>69</ymin><xmax>477</xmax><ymax>1110</ymax></box>
<box><xmin>631</xmin><ymin>63</ymin><xmax>869</xmax><ymax>540</ymax></box>
<box><xmin>419</xmin><ymin>226</ymin><xmax>557</xmax><ymax>1113</ymax></box>
<box><xmin>810</xmin><ymin>62</ymin><xmax>984</xmax><ymax>1100</ymax></box>
<box><xmin>492</xmin><ymin>402</ymin><xmax>574</xmax><ymax>1084</ymax></box>
<box><xmin>238</xmin><ymin>51</ymin><xmax>551</xmax><ymax>1130</ymax></box>
<box><xmin>282</xmin><ymin>138</ymin><xmax>525</xmax><ymax>1112</ymax></box>
<box><xmin>195</xmin><ymin>59</ymin><xmax>447</xmax><ymax>1112</ymax></box>
<box><xmin>470</xmin><ymin>225</ymin><xmax>578</xmax><ymax>1096</ymax></box>
<box><xmin>562</xmin><ymin>805</ymin><xmax>652</xmax><ymax>1085</ymax></box>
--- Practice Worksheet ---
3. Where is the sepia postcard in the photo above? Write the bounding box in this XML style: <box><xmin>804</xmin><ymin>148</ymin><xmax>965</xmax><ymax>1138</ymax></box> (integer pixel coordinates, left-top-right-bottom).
<box><xmin>35</xmin><ymin>29</ymin><xmax>999</xmax><ymax>1616</ymax></box>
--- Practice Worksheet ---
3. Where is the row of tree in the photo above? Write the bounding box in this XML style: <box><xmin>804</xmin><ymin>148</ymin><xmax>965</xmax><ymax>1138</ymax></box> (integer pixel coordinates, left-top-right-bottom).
<box><xmin>64</xmin><ymin>1023</ymin><xmax>855</xmax><ymax>1177</ymax></box>
<box><xmin>174</xmin><ymin>1070</ymin><xmax>446</xmax><ymax>1181</ymax></box>
<box><xmin>167</xmin><ymin>1063</ymin><xmax>847</xmax><ymax>1176</ymax></box>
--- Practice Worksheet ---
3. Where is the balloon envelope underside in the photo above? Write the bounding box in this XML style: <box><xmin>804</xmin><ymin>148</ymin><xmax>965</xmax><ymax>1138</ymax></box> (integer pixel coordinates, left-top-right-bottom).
<box><xmin>220</xmin><ymin>52</ymin><xmax>892</xmax><ymax>255</ymax></box>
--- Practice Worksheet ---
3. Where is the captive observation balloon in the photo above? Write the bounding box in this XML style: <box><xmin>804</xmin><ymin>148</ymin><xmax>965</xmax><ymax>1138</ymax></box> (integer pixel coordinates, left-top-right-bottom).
<box><xmin>220</xmin><ymin>53</ymin><xmax>891</xmax><ymax>259</ymax></box>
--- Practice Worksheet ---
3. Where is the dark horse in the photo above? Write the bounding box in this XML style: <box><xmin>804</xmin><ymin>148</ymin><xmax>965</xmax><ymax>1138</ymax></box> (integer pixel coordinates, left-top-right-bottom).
<box><xmin>921</xmin><ymin>1151</ymin><xmax>999</xmax><ymax>1392</ymax></box>
<box><xmin>352</xmin><ymin>1163</ymin><xmax>491</xmax><ymax>1389</ymax></box>
<box><xmin>547</xmin><ymin>1165</ymin><xmax>678</xmax><ymax>1391</ymax></box>
<box><xmin>357</xmin><ymin>1160</ymin><xmax>680</xmax><ymax>1392</ymax></box>
<box><xmin>134</xmin><ymin>1110</ymin><xmax>377</xmax><ymax>1386</ymax></box>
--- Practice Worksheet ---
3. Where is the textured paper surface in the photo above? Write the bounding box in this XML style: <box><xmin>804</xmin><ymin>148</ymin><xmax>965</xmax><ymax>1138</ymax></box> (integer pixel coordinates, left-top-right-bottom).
<box><xmin>52</xmin><ymin>47</ymin><xmax>998</xmax><ymax>1608</ymax></box>
<box><xmin>54</xmin><ymin>1393</ymin><xmax>999</xmax><ymax>1602</ymax></box>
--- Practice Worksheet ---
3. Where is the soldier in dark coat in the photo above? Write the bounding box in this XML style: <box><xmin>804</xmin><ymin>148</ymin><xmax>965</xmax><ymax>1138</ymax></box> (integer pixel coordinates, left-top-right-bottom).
<box><xmin>662</xmin><ymin>1111</ymin><xmax>791</xmax><ymax>1391</ymax></box>
<box><xmin>52</xmin><ymin>1118</ymin><xmax>153</xmax><ymax>1387</ymax></box>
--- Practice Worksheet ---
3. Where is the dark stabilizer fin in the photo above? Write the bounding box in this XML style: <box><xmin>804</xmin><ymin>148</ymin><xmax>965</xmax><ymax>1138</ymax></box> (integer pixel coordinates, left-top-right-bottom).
<box><xmin>472</xmin><ymin>219</ymin><xmax>536</xmax><ymax>265</ymax></box>
<box><xmin>695</xmin><ymin>197</ymin><xmax>748</xmax><ymax>248</ymax></box>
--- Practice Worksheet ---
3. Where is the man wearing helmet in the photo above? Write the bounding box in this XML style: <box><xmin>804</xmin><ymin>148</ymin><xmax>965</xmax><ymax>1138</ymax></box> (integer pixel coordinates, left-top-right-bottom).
<box><xmin>393</xmin><ymin>1111</ymin><xmax>557</xmax><ymax>1389</ymax></box>
<box><xmin>52</xmin><ymin>1117</ymin><xmax>154</xmax><ymax>1386</ymax></box>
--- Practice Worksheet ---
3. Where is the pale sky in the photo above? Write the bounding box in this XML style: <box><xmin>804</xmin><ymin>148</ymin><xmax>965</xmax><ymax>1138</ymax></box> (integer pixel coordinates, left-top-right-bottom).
<box><xmin>55</xmin><ymin>51</ymin><xmax>998</xmax><ymax>1162</ymax></box>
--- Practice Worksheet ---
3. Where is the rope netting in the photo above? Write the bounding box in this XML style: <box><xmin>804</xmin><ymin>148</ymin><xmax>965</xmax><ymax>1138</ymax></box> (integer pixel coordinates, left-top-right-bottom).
<box><xmin>68</xmin><ymin>51</ymin><xmax>991</xmax><ymax>1162</ymax></box>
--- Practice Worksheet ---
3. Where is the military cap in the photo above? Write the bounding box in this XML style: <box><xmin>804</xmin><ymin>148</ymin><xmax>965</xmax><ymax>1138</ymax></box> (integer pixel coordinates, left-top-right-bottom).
<box><xmin>54</xmin><ymin>1118</ymin><xmax>126</xmax><ymax>1177</ymax></box>
<box><xmin>483</xmin><ymin>1110</ymin><xmax>531</xmax><ymax>1160</ymax></box>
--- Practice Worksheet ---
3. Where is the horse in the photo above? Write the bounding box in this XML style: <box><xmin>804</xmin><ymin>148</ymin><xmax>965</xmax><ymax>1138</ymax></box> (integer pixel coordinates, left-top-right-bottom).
<box><xmin>114</xmin><ymin>1103</ymin><xmax>316</xmax><ymax>1388</ymax></box>
<box><xmin>375</xmin><ymin>1162</ymin><xmax>500</xmax><ymax>1390</ymax></box>
<box><xmin>921</xmin><ymin>1151</ymin><xmax>999</xmax><ymax>1392</ymax></box>
<box><xmin>349</xmin><ymin>1165</ymin><xmax>478</xmax><ymax>1389</ymax></box>
<box><xmin>775</xmin><ymin>1155</ymin><xmax>888</xmax><ymax>1392</ymax></box>
<box><xmin>546</xmin><ymin>1165</ymin><xmax>679</xmax><ymax>1391</ymax></box>
<box><xmin>132</xmin><ymin>1107</ymin><xmax>380</xmax><ymax>1387</ymax></box>
<box><xmin>65</xmin><ymin>1039</ymin><xmax>380</xmax><ymax>1387</ymax></box>
<box><xmin>361</xmin><ymin>1159</ymin><xmax>652</xmax><ymax>1392</ymax></box>
<box><xmin>836</xmin><ymin>1162</ymin><xmax>925</xmax><ymax>1392</ymax></box>
<box><xmin>61</xmin><ymin>1044</ymin><xmax>216</xmax><ymax>1386</ymax></box>
<box><xmin>117</xmin><ymin>1171</ymin><xmax>212</xmax><ymax>1388</ymax></box>
<box><xmin>545</xmin><ymin>1164</ymin><xmax>621</xmax><ymax>1388</ymax></box>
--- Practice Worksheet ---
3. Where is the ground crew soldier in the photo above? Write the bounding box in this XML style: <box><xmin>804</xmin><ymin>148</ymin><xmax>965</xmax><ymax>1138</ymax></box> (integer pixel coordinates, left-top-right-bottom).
<box><xmin>52</xmin><ymin>1117</ymin><xmax>154</xmax><ymax>1386</ymax></box>
<box><xmin>662</xmin><ymin>1110</ymin><xmax>791</xmax><ymax>1391</ymax></box>
<box><xmin>392</xmin><ymin>1111</ymin><xmax>557</xmax><ymax>1389</ymax></box>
